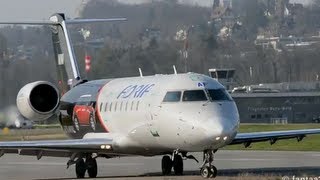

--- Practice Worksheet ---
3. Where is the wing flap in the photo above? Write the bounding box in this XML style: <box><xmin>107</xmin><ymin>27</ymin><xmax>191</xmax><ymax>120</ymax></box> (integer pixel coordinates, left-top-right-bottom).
<box><xmin>230</xmin><ymin>129</ymin><xmax>320</xmax><ymax>145</ymax></box>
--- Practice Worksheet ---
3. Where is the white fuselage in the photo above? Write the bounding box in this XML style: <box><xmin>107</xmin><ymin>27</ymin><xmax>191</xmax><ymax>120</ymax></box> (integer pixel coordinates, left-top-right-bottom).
<box><xmin>95</xmin><ymin>73</ymin><xmax>239</xmax><ymax>154</ymax></box>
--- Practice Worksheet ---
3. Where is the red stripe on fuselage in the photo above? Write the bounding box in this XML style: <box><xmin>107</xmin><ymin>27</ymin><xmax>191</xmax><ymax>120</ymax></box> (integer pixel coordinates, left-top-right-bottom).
<box><xmin>96</xmin><ymin>82</ymin><xmax>110</xmax><ymax>133</ymax></box>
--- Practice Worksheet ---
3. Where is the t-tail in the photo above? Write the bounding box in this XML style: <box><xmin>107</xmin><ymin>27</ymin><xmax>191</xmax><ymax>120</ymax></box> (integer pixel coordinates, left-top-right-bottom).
<box><xmin>0</xmin><ymin>13</ymin><xmax>126</xmax><ymax>94</ymax></box>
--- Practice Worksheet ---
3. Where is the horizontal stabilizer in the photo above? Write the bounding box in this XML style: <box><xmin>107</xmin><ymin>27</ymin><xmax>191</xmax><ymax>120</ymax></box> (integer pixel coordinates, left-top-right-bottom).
<box><xmin>65</xmin><ymin>18</ymin><xmax>127</xmax><ymax>24</ymax></box>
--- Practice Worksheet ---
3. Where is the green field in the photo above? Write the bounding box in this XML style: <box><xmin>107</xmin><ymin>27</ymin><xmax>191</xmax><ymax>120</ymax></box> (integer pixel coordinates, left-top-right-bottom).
<box><xmin>1</xmin><ymin>124</ymin><xmax>320</xmax><ymax>151</ymax></box>
<box><xmin>0</xmin><ymin>128</ymin><xmax>66</xmax><ymax>141</ymax></box>
<box><xmin>224</xmin><ymin>124</ymin><xmax>320</xmax><ymax>151</ymax></box>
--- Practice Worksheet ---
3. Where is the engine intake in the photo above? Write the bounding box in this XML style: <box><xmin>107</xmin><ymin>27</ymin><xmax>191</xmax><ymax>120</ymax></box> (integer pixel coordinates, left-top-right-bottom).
<box><xmin>17</xmin><ymin>81</ymin><xmax>59</xmax><ymax>121</ymax></box>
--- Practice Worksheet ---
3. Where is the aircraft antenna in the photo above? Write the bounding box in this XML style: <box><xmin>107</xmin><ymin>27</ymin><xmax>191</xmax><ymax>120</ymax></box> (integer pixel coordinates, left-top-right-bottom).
<box><xmin>139</xmin><ymin>68</ymin><xmax>143</xmax><ymax>77</ymax></box>
<box><xmin>173</xmin><ymin>65</ymin><xmax>178</xmax><ymax>75</ymax></box>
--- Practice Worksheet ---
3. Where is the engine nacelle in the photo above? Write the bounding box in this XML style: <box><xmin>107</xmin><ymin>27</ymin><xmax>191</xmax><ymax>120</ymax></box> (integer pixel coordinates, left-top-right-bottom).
<box><xmin>16</xmin><ymin>81</ymin><xmax>59</xmax><ymax>121</ymax></box>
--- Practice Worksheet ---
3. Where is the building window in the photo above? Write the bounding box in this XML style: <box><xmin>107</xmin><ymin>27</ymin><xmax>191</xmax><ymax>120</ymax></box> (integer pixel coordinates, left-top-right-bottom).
<box><xmin>257</xmin><ymin>114</ymin><xmax>262</xmax><ymax>119</ymax></box>
<box><xmin>251</xmin><ymin>114</ymin><xmax>256</xmax><ymax>119</ymax></box>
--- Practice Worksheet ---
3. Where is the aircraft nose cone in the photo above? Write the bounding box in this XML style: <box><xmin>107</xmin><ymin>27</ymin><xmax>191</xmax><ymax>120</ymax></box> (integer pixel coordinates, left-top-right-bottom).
<box><xmin>205</xmin><ymin>115</ymin><xmax>239</xmax><ymax>143</ymax></box>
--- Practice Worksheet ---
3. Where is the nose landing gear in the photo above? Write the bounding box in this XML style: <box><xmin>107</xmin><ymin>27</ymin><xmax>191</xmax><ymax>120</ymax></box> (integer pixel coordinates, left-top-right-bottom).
<box><xmin>200</xmin><ymin>150</ymin><xmax>217</xmax><ymax>178</ymax></box>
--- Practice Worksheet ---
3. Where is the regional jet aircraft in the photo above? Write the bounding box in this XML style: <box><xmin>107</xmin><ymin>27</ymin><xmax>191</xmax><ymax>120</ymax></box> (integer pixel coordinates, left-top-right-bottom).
<box><xmin>0</xmin><ymin>13</ymin><xmax>319</xmax><ymax>179</ymax></box>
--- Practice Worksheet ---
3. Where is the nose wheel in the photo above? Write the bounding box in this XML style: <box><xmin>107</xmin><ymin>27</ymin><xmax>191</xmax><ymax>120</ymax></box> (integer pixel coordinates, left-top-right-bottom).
<box><xmin>200</xmin><ymin>150</ymin><xmax>218</xmax><ymax>178</ymax></box>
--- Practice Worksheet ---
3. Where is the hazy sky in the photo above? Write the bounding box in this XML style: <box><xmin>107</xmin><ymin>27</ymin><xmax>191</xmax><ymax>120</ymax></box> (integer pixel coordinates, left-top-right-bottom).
<box><xmin>0</xmin><ymin>0</ymin><xmax>312</xmax><ymax>21</ymax></box>
<box><xmin>0</xmin><ymin>0</ymin><xmax>84</xmax><ymax>21</ymax></box>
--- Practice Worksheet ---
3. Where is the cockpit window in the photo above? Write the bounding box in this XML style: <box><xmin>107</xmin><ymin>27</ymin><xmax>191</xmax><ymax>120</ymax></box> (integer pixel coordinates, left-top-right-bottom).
<box><xmin>207</xmin><ymin>89</ymin><xmax>233</xmax><ymax>101</ymax></box>
<box><xmin>163</xmin><ymin>91</ymin><xmax>181</xmax><ymax>102</ymax></box>
<box><xmin>182</xmin><ymin>90</ymin><xmax>207</xmax><ymax>102</ymax></box>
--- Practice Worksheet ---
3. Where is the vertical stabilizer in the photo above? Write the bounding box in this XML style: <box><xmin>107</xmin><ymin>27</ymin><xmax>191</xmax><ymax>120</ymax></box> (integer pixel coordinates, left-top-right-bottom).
<box><xmin>50</xmin><ymin>13</ymin><xmax>81</xmax><ymax>94</ymax></box>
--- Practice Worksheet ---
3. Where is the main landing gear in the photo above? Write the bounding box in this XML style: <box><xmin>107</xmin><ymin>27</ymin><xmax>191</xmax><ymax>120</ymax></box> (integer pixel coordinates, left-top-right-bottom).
<box><xmin>161</xmin><ymin>150</ymin><xmax>198</xmax><ymax>176</ymax></box>
<box><xmin>161</xmin><ymin>150</ymin><xmax>184</xmax><ymax>176</ymax></box>
<box><xmin>161</xmin><ymin>154</ymin><xmax>184</xmax><ymax>175</ymax></box>
<box><xmin>74</xmin><ymin>154</ymin><xmax>98</xmax><ymax>178</ymax></box>
<box><xmin>200</xmin><ymin>150</ymin><xmax>218</xmax><ymax>178</ymax></box>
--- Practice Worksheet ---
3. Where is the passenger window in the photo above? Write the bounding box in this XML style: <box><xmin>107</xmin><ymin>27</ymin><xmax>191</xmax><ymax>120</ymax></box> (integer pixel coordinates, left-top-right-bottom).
<box><xmin>109</xmin><ymin>102</ymin><xmax>113</xmax><ymax>112</ymax></box>
<box><xmin>182</xmin><ymin>90</ymin><xmax>207</xmax><ymax>102</ymax></box>
<box><xmin>120</xmin><ymin>102</ymin><xmax>123</xmax><ymax>111</ymax></box>
<box><xmin>100</xmin><ymin>103</ymin><xmax>103</xmax><ymax>112</ymax></box>
<box><xmin>163</xmin><ymin>91</ymin><xmax>181</xmax><ymax>102</ymax></box>
<box><xmin>114</xmin><ymin>102</ymin><xmax>118</xmax><ymax>112</ymax></box>
<box><xmin>125</xmin><ymin>101</ymin><xmax>128</xmax><ymax>111</ymax></box>
<box><xmin>207</xmin><ymin>89</ymin><xmax>232</xmax><ymax>101</ymax></box>
<box><xmin>136</xmin><ymin>101</ymin><xmax>140</xmax><ymax>111</ymax></box>
<box><xmin>104</xmin><ymin>103</ymin><xmax>108</xmax><ymax>112</ymax></box>
<box><xmin>131</xmin><ymin>101</ymin><xmax>135</xmax><ymax>111</ymax></box>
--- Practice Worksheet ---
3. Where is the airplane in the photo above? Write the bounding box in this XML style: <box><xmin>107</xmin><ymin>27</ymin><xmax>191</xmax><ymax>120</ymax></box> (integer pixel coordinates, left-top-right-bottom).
<box><xmin>0</xmin><ymin>13</ymin><xmax>320</xmax><ymax>179</ymax></box>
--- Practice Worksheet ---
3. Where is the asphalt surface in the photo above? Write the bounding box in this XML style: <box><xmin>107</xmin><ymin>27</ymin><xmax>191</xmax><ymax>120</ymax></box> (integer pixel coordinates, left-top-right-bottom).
<box><xmin>0</xmin><ymin>150</ymin><xmax>320</xmax><ymax>180</ymax></box>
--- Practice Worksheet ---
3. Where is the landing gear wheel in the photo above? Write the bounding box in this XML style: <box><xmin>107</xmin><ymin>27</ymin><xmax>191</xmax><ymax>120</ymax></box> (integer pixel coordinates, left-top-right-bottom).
<box><xmin>200</xmin><ymin>150</ymin><xmax>218</xmax><ymax>178</ymax></box>
<box><xmin>75</xmin><ymin>158</ymin><xmax>86</xmax><ymax>178</ymax></box>
<box><xmin>161</xmin><ymin>155</ymin><xmax>172</xmax><ymax>175</ymax></box>
<box><xmin>209</xmin><ymin>165</ymin><xmax>217</xmax><ymax>178</ymax></box>
<box><xmin>173</xmin><ymin>154</ymin><xmax>183</xmax><ymax>175</ymax></box>
<box><xmin>73</xmin><ymin>116</ymin><xmax>80</xmax><ymax>132</ymax></box>
<box><xmin>200</xmin><ymin>166</ymin><xmax>211</xmax><ymax>178</ymax></box>
<box><xmin>89</xmin><ymin>114</ymin><xmax>96</xmax><ymax>131</ymax></box>
<box><xmin>86</xmin><ymin>157</ymin><xmax>98</xmax><ymax>178</ymax></box>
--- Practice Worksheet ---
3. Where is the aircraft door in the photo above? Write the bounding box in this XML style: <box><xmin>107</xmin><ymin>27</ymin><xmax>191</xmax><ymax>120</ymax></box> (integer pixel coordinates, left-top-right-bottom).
<box><xmin>147</xmin><ymin>102</ymin><xmax>161</xmax><ymax>138</ymax></box>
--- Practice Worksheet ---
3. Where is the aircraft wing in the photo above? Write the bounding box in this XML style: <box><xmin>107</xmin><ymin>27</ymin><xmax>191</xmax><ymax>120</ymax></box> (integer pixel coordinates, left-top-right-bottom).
<box><xmin>230</xmin><ymin>129</ymin><xmax>320</xmax><ymax>146</ymax></box>
<box><xmin>0</xmin><ymin>138</ymin><xmax>120</xmax><ymax>158</ymax></box>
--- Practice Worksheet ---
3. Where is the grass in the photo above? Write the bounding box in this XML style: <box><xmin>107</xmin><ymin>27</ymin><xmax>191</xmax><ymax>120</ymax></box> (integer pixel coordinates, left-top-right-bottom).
<box><xmin>33</xmin><ymin>124</ymin><xmax>62</xmax><ymax>129</ymax></box>
<box><xmin>0</xmin><ymin>128</ymin><xmax>67</xmax><ymax>141</ymax></box>
<box><xmin>224</xmin><ymin>124</ymin><xmax>320</xmax><ymax>151</ymax></box>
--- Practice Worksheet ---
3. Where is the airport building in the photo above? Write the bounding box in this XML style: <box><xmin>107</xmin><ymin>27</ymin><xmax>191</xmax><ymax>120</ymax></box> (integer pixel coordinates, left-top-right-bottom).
<box><xmin>209</xmin><ymin>68</ymin><xmax>320</xmax><ymax>124</ymax></box>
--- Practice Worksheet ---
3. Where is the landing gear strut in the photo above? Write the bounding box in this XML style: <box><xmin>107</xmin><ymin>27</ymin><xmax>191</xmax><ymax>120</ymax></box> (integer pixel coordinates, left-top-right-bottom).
<box><xmin>200</xmin><ymin>150</ymin><xmax>217</xmax><ymax>178</ymax></box>
<box><xmin>75</xmin><ymin>155</ymin><xmax>98</xmax><ymax>178</ymax></box>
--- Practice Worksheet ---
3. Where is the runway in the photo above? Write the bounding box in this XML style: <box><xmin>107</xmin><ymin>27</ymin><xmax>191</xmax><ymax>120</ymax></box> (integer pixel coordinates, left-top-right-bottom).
<box><xmin>0</xmin><ymin>150</ymin><xmax>320</xmax><ymax>180</ymax></box>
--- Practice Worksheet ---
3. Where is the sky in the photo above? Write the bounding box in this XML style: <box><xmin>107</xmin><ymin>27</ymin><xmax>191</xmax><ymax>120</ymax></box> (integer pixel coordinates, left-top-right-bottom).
<box><xmin>0</xmin><ymin>0</ymin><xmax>84</xmax><ymax>21</ymax></box>
<box><xmin>0</xmin><ymin>0</ymin><xmax>313</xmax><ymax>21</ymax></box>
